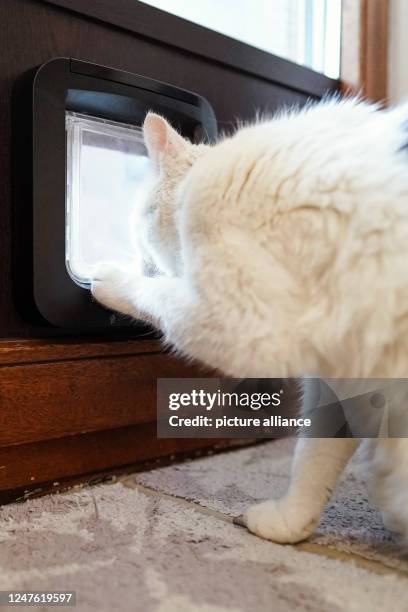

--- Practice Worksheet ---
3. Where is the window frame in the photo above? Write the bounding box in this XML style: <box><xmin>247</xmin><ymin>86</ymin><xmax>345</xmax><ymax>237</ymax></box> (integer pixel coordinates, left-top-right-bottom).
<box><xmin>41</xmin><ymin>0</ymin><xmax>338</xmax><ymax>98</ymax></box>
<box><xmin>340</xmin><ymin>0</ymin><xmax>389</xmax><ymax>102</ymax></box>
<box><xmin>44</xmin><ymin>0</ymin><xmax>390</xmax><ymax>103</ymax></box>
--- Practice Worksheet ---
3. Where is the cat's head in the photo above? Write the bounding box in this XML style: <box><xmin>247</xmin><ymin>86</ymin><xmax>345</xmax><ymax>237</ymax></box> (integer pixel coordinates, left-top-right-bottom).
<box><xmin>139</xmin><ymin>112</ymin><xmax>207</xmax><ymax>276</ymax></box>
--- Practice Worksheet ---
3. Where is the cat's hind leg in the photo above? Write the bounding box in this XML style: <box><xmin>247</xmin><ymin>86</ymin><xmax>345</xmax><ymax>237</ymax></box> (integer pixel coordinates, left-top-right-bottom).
<box><xmin>369</xmin><ymin>439</ymin><xmax>408</xmax><ymax>543</ymax></box>
<box><xmin>239</xmin><ymin>438</ymin><xmax>358</xmax><ymax>543</ymax></box>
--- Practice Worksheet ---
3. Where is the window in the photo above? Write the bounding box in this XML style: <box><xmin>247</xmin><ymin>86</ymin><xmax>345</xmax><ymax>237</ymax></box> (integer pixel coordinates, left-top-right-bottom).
<box><xmin>140</xmin><ymin>0</ymin><xmax>342</xmax><ymax>78</ymax></box>
<box><xmin>66</xmin><ymin>112</ymin><xmax>151</xmax><ymax>287</ymax></box>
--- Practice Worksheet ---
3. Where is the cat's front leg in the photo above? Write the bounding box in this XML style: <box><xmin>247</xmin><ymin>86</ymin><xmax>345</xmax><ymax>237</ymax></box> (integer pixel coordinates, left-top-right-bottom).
<box><xmin>238</xmin><ymin>438</ymin><xmax>357</xmax><ymax>543</ymax></box>
<box><xmin>91</xmin><ymin>263</ymin><xmax>146</xmax><ymax>319</ymax></box>
<box><xmin>91</xmin><ymin>263</ymin><xmax>192</xmax><ymax>329</ymax></box>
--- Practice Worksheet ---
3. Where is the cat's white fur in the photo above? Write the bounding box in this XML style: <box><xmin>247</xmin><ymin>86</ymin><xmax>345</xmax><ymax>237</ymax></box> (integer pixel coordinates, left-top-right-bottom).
<box><xmin>92</xmin><ymin>99</ymin><xmax>408</xmax><ymax>544</ymax></box>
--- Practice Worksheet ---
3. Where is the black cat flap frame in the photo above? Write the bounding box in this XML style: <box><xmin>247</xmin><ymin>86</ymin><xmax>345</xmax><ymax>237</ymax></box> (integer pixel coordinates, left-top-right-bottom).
<box><xmin>13</xmin><ymin>57</ymin><xmax>217</xmax><ymax>330</ymax></box>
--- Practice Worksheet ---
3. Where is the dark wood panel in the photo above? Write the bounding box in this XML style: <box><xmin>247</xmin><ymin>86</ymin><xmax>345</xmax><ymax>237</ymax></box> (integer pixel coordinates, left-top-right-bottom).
<box><xmin>0</xmin><ymin>0</ymin><xmax>314</xmax><ymax>501</ymax></box>
<box><xmin>0</xmin><ymin>0</ymin><xmax>331</xmax><ymax>338</ymax></box>
<box><xmin>0</xmin><ymin>0</ymin><xmax>336</xmax><ymax>499</ymax></box>
<box><xmin>0</xmin><ymin>422</ymin><xmax>230</xmax><ymax>496</ymax></box>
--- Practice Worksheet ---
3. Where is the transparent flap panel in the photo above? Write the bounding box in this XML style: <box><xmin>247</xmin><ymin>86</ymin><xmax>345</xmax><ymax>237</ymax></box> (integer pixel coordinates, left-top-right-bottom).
<box><xmin>66</xmin><ymin>112</ymin><xmax>151</xmax><ymax>287</ymax></box>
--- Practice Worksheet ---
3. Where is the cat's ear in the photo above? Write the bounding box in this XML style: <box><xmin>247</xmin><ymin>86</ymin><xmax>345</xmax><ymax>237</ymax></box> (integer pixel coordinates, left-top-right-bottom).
<box><xmin>143</xmin><ymin>112</ymin><xmax>188</xmax><ymax>166</ymax></box>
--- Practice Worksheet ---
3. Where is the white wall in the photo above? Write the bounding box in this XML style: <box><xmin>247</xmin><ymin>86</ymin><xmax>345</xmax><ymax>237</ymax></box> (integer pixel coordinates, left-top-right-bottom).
<box><xmin>388</xmin><ymin>0</ymin><xmax>408</xmax><ymax>104</ymax></box>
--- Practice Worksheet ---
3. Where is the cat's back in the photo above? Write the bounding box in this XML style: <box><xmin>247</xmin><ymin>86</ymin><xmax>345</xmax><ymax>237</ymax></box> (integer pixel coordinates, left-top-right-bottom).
<box><xmin>180</xmin><ymin>99</ymin><xmax>408</xmax><ymax>377</ymax></box>
<box><xmin>187</xmin><ymin>98</ymin><xmax>408</xmax><ymax>217</ymax></box>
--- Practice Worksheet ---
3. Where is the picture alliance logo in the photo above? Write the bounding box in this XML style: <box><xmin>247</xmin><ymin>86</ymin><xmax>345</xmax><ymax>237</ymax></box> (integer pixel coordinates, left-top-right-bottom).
<box><xmin>168</xmin><ymin>388</ymin><xmax>284</xmax><ymax>412</ymax></box>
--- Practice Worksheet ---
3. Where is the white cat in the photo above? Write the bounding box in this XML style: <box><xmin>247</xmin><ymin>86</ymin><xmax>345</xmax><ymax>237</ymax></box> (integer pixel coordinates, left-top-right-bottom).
<box><xmin>92</xmin><ymin>99</ymin><xmax>408</xmax><ymax>544</ymax></box>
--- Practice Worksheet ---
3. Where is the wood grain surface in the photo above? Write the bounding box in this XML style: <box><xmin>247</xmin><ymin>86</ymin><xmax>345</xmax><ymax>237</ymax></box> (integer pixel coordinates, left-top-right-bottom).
<box><xmin>0</xmin><ymin>339</ymin><xmax>220</xmax><ymax>498</ymax></box>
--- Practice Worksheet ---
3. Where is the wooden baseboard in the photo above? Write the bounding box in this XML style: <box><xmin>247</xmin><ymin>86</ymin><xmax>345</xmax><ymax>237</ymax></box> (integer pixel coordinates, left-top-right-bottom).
<box><xmin>0</xmin><ymin>338</ymin><xmax>231</xmax><ymax>502</ymax></box>
<box><xmin>0</xmin><ymin>423</ymin><xmax>229</xmax><ymax>504</ymax></box>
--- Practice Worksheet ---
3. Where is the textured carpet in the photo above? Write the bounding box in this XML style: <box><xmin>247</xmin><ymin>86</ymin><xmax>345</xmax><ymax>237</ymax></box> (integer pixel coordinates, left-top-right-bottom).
<box><xmin>135</xmin><ymin>439</ymin><xmax>408</xmax><ymax>572</ymax></box>
<box><xmin>1</xmin><ymin>440</ymin><xmax>408</xmax><ymax>611</ymax></box>
<box><xmin>0</xmin><ymin>480</ymin><xmax>407</xmax><ymax>612</ymax></box>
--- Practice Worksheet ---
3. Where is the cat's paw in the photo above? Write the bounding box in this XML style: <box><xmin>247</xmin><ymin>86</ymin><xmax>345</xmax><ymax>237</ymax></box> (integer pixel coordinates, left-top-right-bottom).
<box><xmin>241</xmin><ymin>499</ymin><xmax>319</xmax><ymax>544</ymax></box>
<box><xmin>91</xmin><ymin>262</ymin><xmax>139</xmax><ymax>315</ymax></box>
